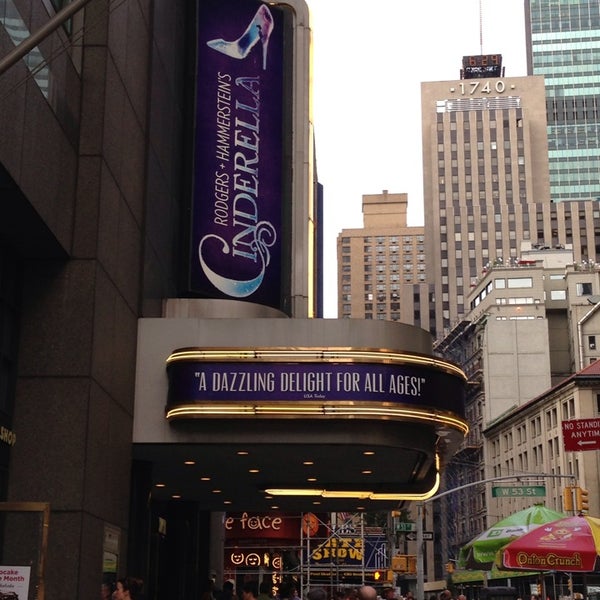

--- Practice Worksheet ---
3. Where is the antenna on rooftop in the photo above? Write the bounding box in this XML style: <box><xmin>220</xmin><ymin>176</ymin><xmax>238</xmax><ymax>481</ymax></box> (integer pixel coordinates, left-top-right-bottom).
<box><xmin>479</xmin><ymin>0</ymin><xmax>484</xmax><ymax>54</ymax></box>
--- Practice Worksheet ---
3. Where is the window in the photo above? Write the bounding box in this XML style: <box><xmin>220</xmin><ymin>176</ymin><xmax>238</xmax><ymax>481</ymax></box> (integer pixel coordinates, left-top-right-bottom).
<box><xmin>590</xmin><ymin>336</ymin><xmax>596</xmax><ymax>350</ymax></box>
<box><xmin>577</xmin><ymin>282</ymin><xmax>593</xmax><ymax>296</ymax></box>
<box><xmin>550</xmin><ymin>290</ymin><xmax>567</xmax><ymax>300</ymax></box>
<box><xmin>507</xmin><ymin>277</ymin><xmax>533</xmax><ymax>288</ymax></box>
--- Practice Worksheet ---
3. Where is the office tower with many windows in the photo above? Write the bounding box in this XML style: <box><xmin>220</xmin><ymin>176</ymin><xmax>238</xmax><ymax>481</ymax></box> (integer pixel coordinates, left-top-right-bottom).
<box><xmin>525</xmin><ymin>0</ymin><xmax>600</xmax><ymax>201</ymax></box>
<box><xmin>422</xmin><ymin>67</ymin><xmax>551</xmax><ymax>337</ymax></box>
<box><xmin>422</xmin><ymin>59</ymin><xmax>600</xmax><ymax>338</ymax></box>
<box><xmin>337</xmin><ymin>190</ymin><xmax>433</xmax><ymax>328</ymax></box>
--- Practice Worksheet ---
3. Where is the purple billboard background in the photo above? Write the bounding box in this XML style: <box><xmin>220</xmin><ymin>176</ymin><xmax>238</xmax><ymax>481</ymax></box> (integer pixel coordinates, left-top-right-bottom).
<box><xmin>166</xmin><ymin>361</ymin><xmax>466</xmax><ymax>417</ymax></box>
<box><xmin>191</xmin><ymin>0</ymin><xmax>285</xmax><ymax>308</ymax></box>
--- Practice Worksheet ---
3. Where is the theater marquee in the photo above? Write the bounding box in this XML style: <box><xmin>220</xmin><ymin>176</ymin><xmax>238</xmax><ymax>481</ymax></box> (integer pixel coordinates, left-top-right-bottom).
<box><xmin>165</xmin><ymin>347</ymin><xmax>467</xmax><ymax>430</ymax></box>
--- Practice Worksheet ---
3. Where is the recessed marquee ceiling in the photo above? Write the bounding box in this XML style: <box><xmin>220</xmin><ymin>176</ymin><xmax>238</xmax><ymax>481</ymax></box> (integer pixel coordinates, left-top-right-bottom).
<box><xmin>133</xmin><ymin>321</ymin><xmax>468</xmax><ymax>513</ymax></box>
<box><xmin>133</xmin><ymin>418</ymin><xmax>464</xmax><ymax>512</ymax></box>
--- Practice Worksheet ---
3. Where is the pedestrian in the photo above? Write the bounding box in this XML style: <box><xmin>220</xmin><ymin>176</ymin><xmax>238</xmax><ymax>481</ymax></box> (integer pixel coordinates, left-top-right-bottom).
<box><xmin>357</xmin><ymin>586</ymin><xmax>378</xmax><ymax>600</ymax></box>
<box><xmin>219</xmin><ymin>579</ymin><xmax>236</xmax><ymax>600</ymax></box>
<box><xmin>242</xmin><ymin>581</ymin><xmax>259</xmax><ymax>600</ymax></box>
<box><xmin>307</xmin><ymin>588</ymin><xmax>328</xmax><ymax>600</ymax></box>
<box><xmin>258</xmin><ymin>581</ymin><xmax>273</xmax><ymax>600</ymax></box>
<box><xmin>114</xmin><ymin>576</ymin><xmax>144</xmax><ymax>600</ymax></box>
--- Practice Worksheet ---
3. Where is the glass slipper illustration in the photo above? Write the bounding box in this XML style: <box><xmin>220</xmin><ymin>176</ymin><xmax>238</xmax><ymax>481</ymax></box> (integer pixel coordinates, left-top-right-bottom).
<box><xmin>206</xmin><ymin>4</ymin><xmax>274</xmax><ymax>70</ymax></box>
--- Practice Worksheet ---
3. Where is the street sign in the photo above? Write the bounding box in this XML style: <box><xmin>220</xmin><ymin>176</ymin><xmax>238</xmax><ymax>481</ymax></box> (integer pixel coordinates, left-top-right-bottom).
<box><xmin>562</xmin><ymin>418</ymin><xmax>600</xmax><ymax>452</ymax></box>
<box><xmin>492</xmin><ymin>486</ymin><xmax>546</xmax><ymax>498</ymax></box>
<box><xmin>396</xmin><ymin>522</ymin><xmax>416</xmax><ymax>532</ymax></box>
<box><xmin>406</xmin><ymin>531</ymin><xmax>433</xmax><ymax>541</ymax></box>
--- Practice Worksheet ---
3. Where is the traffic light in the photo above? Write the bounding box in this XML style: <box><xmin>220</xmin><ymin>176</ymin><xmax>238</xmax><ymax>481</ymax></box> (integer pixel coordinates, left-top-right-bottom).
<box><xmin>576</xmin><ymin>487</ymin><xmax>589</xmax><ymax>513</ymax></box>
<box><xmin>373</xmin><ymin>570</ymin><xmax>382</xmax><ymax>582</ymax></box>
<box><xmin>563</xmin><ymin>486</ymin><xmax>574</xmax><ymax>511</ymax></box>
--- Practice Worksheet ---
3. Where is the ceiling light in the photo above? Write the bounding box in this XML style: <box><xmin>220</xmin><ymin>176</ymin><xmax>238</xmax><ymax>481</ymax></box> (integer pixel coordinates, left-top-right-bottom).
<box><xmin>155</xmin><ymin>483</ymin><xmax>166</xmax><ymax>488</ymax></box>
<box><xmin>172</xmin><ymin>494</ymin><xmax>181</xmax><ymax>499</ymax></box>
<box><xmin>307</xmin><ymin>477</ymin><xmax>317</xmax><ymax>482</ymax></box>
<box><xmin>303</xmin><ymin>461</ymin><xmax>314</xmax><ymax>465</ymax></box>
<box><xmin>264</xmin><ymin>488</ymin><xmax>322</xmax><ymax>496</ymax></box>
<box><xmin>363</xmin><ymin>451</ymin><xmax>375</xmax><ymax>456</ymax></box>
<box><xmin>200</xmin><ymin>477</ymin><xmax>211</xmax><ymax>481</ymax></box>
<box><xmin>249</xmin><ymin>469</ymin><xmax>260</xmax><ymax>473</ymax></box>
<box><xmin>212</xmin><ymin>489</ymin><xmax>222</xmax><ymax>494</ymax></box>
<box><xmin>362</xmin><ymin>470</ymin><xmax>372</xmax><ymax>474</ymax></box>
<box><xmin>237</xmin><ymin>451</ymin><xmax>249</xmax><ymax>455</ymax></box>
<box><xmin>184</xmin><ymin>460</ymin><xmax>195</xmax><ymax>465</ymax></box>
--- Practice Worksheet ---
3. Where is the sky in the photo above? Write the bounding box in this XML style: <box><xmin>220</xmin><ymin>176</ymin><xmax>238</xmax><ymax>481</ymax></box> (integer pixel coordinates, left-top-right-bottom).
<box><xmin>308</xmin><ymin>0</ymin><xmax>528</xmax><ymax>317</ymax></box>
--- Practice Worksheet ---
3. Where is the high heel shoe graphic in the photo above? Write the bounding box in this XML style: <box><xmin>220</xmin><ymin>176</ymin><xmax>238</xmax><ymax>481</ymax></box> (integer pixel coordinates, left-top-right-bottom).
<box><xmin>206</xmin><ymin>4</ymin><xmax>274</xmax><ymax>70</ymax></box>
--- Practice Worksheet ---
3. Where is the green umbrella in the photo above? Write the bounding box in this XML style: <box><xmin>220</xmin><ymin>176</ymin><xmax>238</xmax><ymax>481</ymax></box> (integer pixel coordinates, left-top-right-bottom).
<box><xmin>458</xmin><ymin>505</ymin><xmax>565</xmax><ymax>570</ymax></box>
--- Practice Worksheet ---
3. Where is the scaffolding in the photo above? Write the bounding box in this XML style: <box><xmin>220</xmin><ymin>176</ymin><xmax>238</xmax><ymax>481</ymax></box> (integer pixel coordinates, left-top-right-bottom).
<box><xmin>299</xmin><ymin>512</ymin><xmax>388</xmax><ymax>594</ymax></box>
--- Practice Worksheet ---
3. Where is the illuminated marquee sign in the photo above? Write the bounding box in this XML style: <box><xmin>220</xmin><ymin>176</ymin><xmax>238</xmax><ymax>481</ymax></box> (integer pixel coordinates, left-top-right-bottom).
<box><xmin>166</xmin><ymin>354</ymin><xmax>466</xmax><ymax>418</ymax></box>
<box><xmin>190</xmin><ymin>0</ymin><xmax>290</xmax><ymax>310</ymax></box>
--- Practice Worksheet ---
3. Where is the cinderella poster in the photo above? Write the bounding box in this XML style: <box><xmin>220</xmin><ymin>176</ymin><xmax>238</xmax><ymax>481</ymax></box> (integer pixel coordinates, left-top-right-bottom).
<box><xmin>191</xmin><ymin>0</ymin><xmax>288</xmax><ymax>310</ymax></box>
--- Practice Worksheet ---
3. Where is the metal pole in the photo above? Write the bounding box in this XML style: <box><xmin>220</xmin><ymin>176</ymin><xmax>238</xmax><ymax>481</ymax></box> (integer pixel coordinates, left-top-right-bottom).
<box><xmin>0</xmin><ymin>0</ymin><xmax>96</xmax><ymax>76</ymax></box>
<box><xmin>416</xmin><ymin>502</ymin><xmax>424</xmax><ymax>600</ymax></box>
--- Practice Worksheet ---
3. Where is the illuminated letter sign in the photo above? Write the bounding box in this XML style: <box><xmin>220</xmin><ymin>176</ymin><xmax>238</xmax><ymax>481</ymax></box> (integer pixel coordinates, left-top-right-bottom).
<box><xmin>166</xmin><ymin>361</ymin><xmax>466</xmax><ymax>416</ymax></box>
<box><xmin>190</xmin><ymin>0</ymin><xmax>287</xmax><ymax>309</ymax></box>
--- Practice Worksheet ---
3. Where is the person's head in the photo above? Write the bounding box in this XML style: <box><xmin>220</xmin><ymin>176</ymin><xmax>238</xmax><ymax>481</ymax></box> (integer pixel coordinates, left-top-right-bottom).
<box><xmin>243</xmin><ymin>582</ymin><xmax>259</xmax><ymax>600</ymax></box>
<box><xmin>259</xmin><ymin>581</ymin><xmax>272</xmax><ymax>597</ymax></box>
<box><xmin>307</xmin><ymin>588</ymin><xmax>328</xmax><ymax>600</ymax></box>
<box><xmin>383</xmin><ymin>588</ymin><xmax>395</xmax><ymax>600</ymax></box>
<box><xmin>224</xmin><ymin>580</ymin><xmax>236</xmax><ymax>594</ymax></box>
<box><xmin>101</xmin><ymin>582</ymin><xmax>114</xmax><ymax>600</ymax></box>
<box><xmin>115</xmin><ymin>577</ymin><xmax>143</xmax><ymax>600</ymax></box>
<box><xmin>279</xmin><ymin>582</ymin><xmax>294</xmax><ymax>599</ymax></box>
<box><xmin>358</xmin><ymin>586</ymin><xmax>378</xmax><ymax>600</ymax></box>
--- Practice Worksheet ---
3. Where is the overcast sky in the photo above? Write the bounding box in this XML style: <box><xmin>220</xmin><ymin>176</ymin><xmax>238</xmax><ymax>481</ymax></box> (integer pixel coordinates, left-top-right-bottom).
<box><xmin>308</xmin><ymin>0</ymin><xmax>528</xmax><ymax>317</ymax></box>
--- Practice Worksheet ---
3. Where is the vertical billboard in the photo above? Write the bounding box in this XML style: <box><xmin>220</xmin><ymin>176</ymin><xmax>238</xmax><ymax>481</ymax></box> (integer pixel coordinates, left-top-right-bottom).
<box><xmin>190</xmin><ymin>0</ymin><xmax>289</xmax><ymax>310</ymax></box>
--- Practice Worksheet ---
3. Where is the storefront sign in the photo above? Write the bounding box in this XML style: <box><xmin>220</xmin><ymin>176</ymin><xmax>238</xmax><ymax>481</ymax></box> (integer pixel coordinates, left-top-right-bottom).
<box><xmin>0</xmin><ymin>426</ymin><xmax>16</xmax><ymax>446</ymax></box>
<box><xmin>224</xmin><ymin>512</ymin><xmax>305</xmax><ymax>540</ymax></box>
<box><xmin>0</xmin><ymin>566</ymin><xmax>30</xmax><ymax>597</ymax></box>
<box><xmin>226</xmin><ymin>550</ymin><xmax>283</xmax><ymax>569</ymax></box>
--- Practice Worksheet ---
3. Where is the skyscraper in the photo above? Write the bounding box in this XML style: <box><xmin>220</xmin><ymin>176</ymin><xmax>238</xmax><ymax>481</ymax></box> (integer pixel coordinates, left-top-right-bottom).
<box><xmin>421</xmin><ymin>59</ymin><xmax>600</xmax><ymax>338</ymax></box>
<box><xmin>421</xmin><ymin>66</ymin><xmax>551</xmax><ymax>337</ymax></box>
<box><xmin>525</xmin><ymin>0</ymin><xmax>600</xmax><ymax>202</ymax></box>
